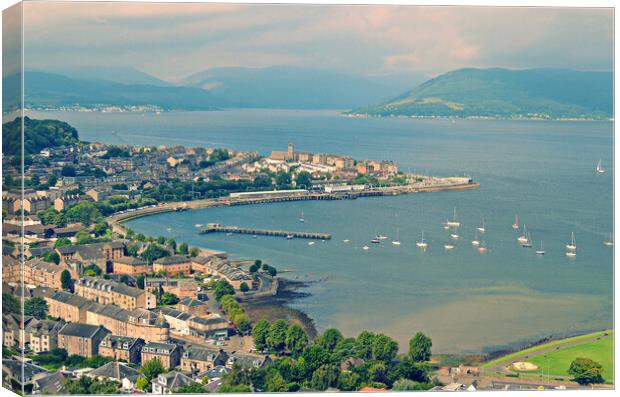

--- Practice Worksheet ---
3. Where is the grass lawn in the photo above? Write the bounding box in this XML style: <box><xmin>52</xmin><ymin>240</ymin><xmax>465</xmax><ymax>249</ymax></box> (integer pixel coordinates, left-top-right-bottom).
<box><xmin>527</xmin><ymin>336</ymin><xmax>614</xmax><ymax>382</ymax></box>
<box><xmin>481</xmin><ymin>330</ymin><xmax>612</xmax><ymax>369</ymax></box>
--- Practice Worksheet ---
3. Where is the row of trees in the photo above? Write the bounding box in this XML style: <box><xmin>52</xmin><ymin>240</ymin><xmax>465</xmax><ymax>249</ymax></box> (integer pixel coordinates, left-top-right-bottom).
<box><xmin>222</xmin><ymin>321</ymin><xmax>434</xmax><ymax>392</ymax></box>
<box><xmin>220</xmin><ymin>294</ymin><xmax>251</xmax><ymax>333</ymax></box>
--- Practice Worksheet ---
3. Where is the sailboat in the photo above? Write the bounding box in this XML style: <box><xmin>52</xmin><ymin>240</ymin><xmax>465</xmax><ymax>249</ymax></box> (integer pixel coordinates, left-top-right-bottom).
<box><xmin>471</xmin><ymin>230</ymin><xmax>480</xmax><ymax>246</ymax></box>
<box><xmin>299</xmin><ymin>210</ymin><xmax>305</xmax><ymax>223</ymax></box>
<box><xmin>446</xmin><ymin>207</ymin><xmax>461</xmax><ymax>227</ymax></box>
<box><xmin>392</xmin><ymin>229</ymin><xmax>401</xmax><ymax>246</ymax></box>
<box><xmin>450</xmin><ymin>233</ymin><xmax>460</xmax><ymax>240</ymax></box>
<box><xmin>477</xmin><ymin>217</ymin><xmax>486</xmax><ymax>233</ymax></box>
<box><xmin>596</xmin><ymin>159</ymin><xmax>605</xmax><ymax>174</ymax></box>
<box><xmin>286</xmin><ymin>234</ymin><xmax>294</xmax><ymax>240</ymax></box>
<box><xmin>521</xmin><ymin>232</ymin><xmax>532</xmax><ymax>248</ymax></box>
<box><xmin>308</xmin><ymin>241</ymin><xmax>315</xmax><ymax>246</ymax></box>
<box><xmin>416</xmin><ymin>231</ymin><xmax>428</xmax><ymax>249</ymax></box>
<box><xmin>536</xmin><ymin>240</ymin><xmax>545</xmax><ymax>255</ymax></box>
<box><xmin>517</xmin><ymin>224</ymin><xmax>529</xmax><ymax>243</ymax></box>
<box><xmin>478</xmin><ymin>241</ymin><xmax>488</xmax><ymax>253</ymax></box>
<box><xmin>512</xmin><ymin>215</ymin><xmax>520</xmax><ymax>230</ymax></box>
<box><xmin>377</xmin><ymin>233</ymin><xmax>388</xmax><ymax>240</ymax></box>
<box><xmin>443</xmin><ymin>243</ymin><xmax>455</xmax><ymax>250</ymax></box>
<box><xmin>604</xmin><ymin>233</ymin><xmax>613</xmax><ymax>246</ymax></box>
<box><xmin>362</xmin><ymin>245</ymin><xmax>370</xmax><ymax>251</ymax></box>
<box><xmin>443</xmin><ymin>220</ymin><xmax>450</xmax><ymax>230</ymax></box>
<box><xmin>566</xmin><ymin>232</ymin><xmax>577</xmax><ymax>250</ymax></box>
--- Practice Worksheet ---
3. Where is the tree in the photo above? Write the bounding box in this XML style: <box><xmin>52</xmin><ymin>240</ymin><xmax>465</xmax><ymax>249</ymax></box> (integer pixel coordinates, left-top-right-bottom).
<box><xmin>253</xmin><ymin>320</ymin><xmax>270</xmax><ymax>352</ymax></box>
<box><xmin>189</xmin><ymin>247</ymin><xmax>200</xmax><ymax>257</ymax></box>
<box><xmin>140</xmin><ymin>358</ymin><xmax>166</xmax><ymax>381</ymax></box>
<box><xmin>317</xmin><ymin>328</ymin><xmax>344</xmax><ymax>352</ymax></box>
<box><xmin>159</xmin><ymin>292</ymin><xmax>179</xmax><ymax>306</ymax></box>
<box><xmin>355</xmin><ymin>331</ymin><xmax>376</xmax><ymax>360</ymax></box>
<box><xmin>140</xmin><ymin>244</ymin><xmax>170</xmax><ymax>263</ymax></box>
<box><xmin>175</xmin><ymin>383</ymin><xmax>206</xmax><ymax>393</ymax></box>
<box><xmin>166</xmin><ymin>238</ymin><xmax>177</xmax><ymax>251</ymax></box>
<box><xmin>136</xmin><ymin>275</ymin><xmax>145</xmax><ymax>289</ymax></box>
<box><xmin>24</xmin><ymin>297</ymin><xmax>48</xmax><ymax>319</ymax></box>
<box><xmin>285</xmin><ymin>324</ymin><xmax>308</xmax><ymax>356</ymax></box>
<box><xmin>568</xmin><ymin>358</ymin><xmax>605</xmax><ymax>385</ymax></box>
<box><xmin>371</xmin><ymin>334</ymin><xmax>399</xmax><ymax>362</ymax></box>
<box><xmin>296</xmin><ymin>171</ymin><xmax>312</xmax><ymax>188</ymax></box>
<box><xmin>54</xmin><ymin>238</ymin><xmax>72</xmax><ymax>249</ymax></box>
<box><xmin>42</xmin><ymin>251</ymin><xmax>60</xmax><ymax>265</ymax></box>
<box><xmin>409</xmin><ymin>332</ymin><xmax>432</xmax><ymax>362</ymax></box>
<box><xmin>240</xmin><ymin>282</ymin><xmax>250</xmax><ymax>292</ymax></box>
<box><xmin>2</xmin><ymin>293</ymin><xmax>19</xmax><ymax>314</ymax></box>
<box><xmin>253</xmin><ymin>174</ymin><xmax>272</xmax><ymax>188</ymax></box>
<box><xmin>392</xmin><ymin>379</ymin><xmax>431</xmax><ymax>391</ymax></box>
<box><xmin>177</xmin><ymin>242</ymin><xmax>189</xmax><ymax>255</ymax></box>
<box><xmin>267</xmin><ymin>320</ymin><xmax>288</xmax><ymax>353</ymax></box>
<box><xmin>310</xmin><ymin>364</ymin><xmax>340</xmax><ymax>390</ymax></box>
<box><xmin>135</xmin><ymin>376</ymin><xmax>149</xmax><ymax>391</ymax></box>
<box><xmin>75</xmin><ymin>230</ymin><xmax>95</xmax><ymax>245</ymax></box>
<box><xmin>249</xmin><ymin>263</ymin><xmax>260</xmax><ymax>273</ymax></box>
<box><xmin>214</xmin><ymin>280</ymin><xmax>235</xmax><ymax>301</ymax></box>
<box><xmin>265</xmin><ymin>370</ymin><xmax>288</xmax><ymax>392</ymax></box>
<box><xmin>60</xmin><ymin>270</ymin><xmax>74</xmax><ymax>291</ymax></box>
<box><xmin>61</xmin><ymin>165</ymin><xmax>76</xmax><ymax>177</ymax></box>
<box><xmin>219</xmin><ymin>384</ymin><xmax>252</xmax><ymax>393</ymax></box>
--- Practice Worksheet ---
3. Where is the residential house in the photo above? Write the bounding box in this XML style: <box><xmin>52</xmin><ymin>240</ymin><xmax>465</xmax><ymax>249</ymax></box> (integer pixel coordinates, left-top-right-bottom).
<box><xmin>74</xmin><ymin>277</ymin><xmax>155</xmax><ymax>310</ymax></box>
<box><xmin>112</xmin><ymin>256</ymin><xmax>147</xmax><ymax>276</ymax></box>
<box><xmin>86</xmin><ymin>305</ymin><xmax>170</xmax><ymax>343</ymax></box>
<box><xmin>25</xmin><ymin>319</ymin><xmax>65</xmax><ymax>353</ymax></box>
<box><xmin>180</xmin><ymin>346</ymin><xmax>228</xmax><ymax>374</ymax></box>
<box><xmin>87</xmin><ymin>361</ymin><xmax>140</xmax><ymax>391</ymax></box>
<box><xmin>141</xmin><ymin>342</ymin><xmax>181</xmax><ymax>369</ymax></box>
<box><xmin>152</xmin><ymin>255</ymin><xmax>192</xmax><ymax>276</ymax></box>
<box><xmin>151</xmin><ymin>371</ymin><xmax>200</xmax><ymax>394</ymax></box>
<box><xmin>45</xmin><ymin>290</ymin><xmax>95</xmax><ymax>323</ymax></box>
<box><xmin>177</xmin><ymin>298</ymin><xmax>210</xmax><ymax>316</ymax></box>
<box><xmin>226</xmin><ymin>352</ymin><xmax>271</xmax><ymax>369</ymax></box>
<box><xmin>98</xmin><ymin>335</ymin><xmax>145</xmax><ymax>364</ymax></box>
<box><xmin>58</xmin><ymin>323</ymin><xmax>110</xmax><ymax>358</ymax></box>
<box><xmin>157</xmin><ymin>307</ymin><xmax>193</xmax><ymax>335</ymax></box>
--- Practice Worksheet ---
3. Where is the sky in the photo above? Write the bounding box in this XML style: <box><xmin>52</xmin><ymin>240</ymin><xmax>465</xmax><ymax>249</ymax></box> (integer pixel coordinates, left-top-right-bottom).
<box><xmin>8</xmin><ymin>2</ymin><xmax>615</xmax><ymax>82</ymax></box>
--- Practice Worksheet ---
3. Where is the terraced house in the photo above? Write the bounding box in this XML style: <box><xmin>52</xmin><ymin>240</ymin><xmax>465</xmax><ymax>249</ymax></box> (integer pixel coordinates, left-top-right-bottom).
<box><xmin>58</xmin><ymin>323</ymin><xmax>110</xmax><ymax>358</ymax></box>
<box><xmin>112</xmin><ymin>255</ymin><xmax>148</xmax><ymax>275</ymax></box>
<box><xmin>24</xmin><ymin>319</ymin><xmax>65</xmax><ymax>353</ymax></box>
<box><xmin>56</xmin><ymin>241</ymin><xmax>125</xmax><ymax>271</ymax></box>
<box><xmin>180</xmin><ymin>346</ymin><xmax>228</xmax><ymax>374</ymax></box>
<box><xmin>141</xmin><ymin>341</ymin><xmax>182</xmax><ymax>369</ymax></box>
<box><xmin>98</xmin><ymin>335</ymin><xmax>145</xmax><ymax>364</ymax></box>
<box><xmin>75</xmin><ymin>277</ymin><xmax>156</xmax><ymax>309</ymax></box>
<box><xmin>86</xmin><ymin>304</ymin><xmax>171</xmax><ymax>343</ymax></box>
<box><xmin>2</xmin><ymin>256</ymin><xmax>78</xmax><ymax>290</ymax></box>
<box><xmin>152</xmin><ymin>255</ymin><xmax>192</xmax><ymax>276</ymax></box>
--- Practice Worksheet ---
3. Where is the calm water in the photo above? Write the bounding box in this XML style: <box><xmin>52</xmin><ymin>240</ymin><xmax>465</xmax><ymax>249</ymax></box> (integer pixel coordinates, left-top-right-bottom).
<box><xmin>31</xmin><ymin>109</ymin><xmax>614</xmax><ymax>354</ymax></box>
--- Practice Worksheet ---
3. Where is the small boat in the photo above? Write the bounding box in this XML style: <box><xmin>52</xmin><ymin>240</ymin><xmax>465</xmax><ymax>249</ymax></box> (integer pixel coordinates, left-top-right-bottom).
<box><xmin>446</xmin><ymin>207</ymin><xmax>461</xmax><ymax>227</ymax></box>
<box><xmin>308</xmin><ymin>241</ymin><xmax>315</xmax><ymax>246</ymax></box>
<box><xmin>536</xmin><ymin>240</ymin><xmax>545</xmax><ymax>255</ymax></box>
<box><xmin>343</xmin><ymin>239</ymin><xmax>351</xmax><ymax>243</ymax></box>
<box><xmin>226</xmin><ymin>232</ymin><xmax>233</xmax><ymax>236</ymax></box>
<box><xmin>286</xmin><ymin>234</ymin><xmax>294</xmax><ymax>240</ymax></box>
<box><xmin>370</xmin><ymin>238</ymin><xmax>381</xmax><ymax>244</ymax></box>
<box><xmin>604</xmin><ymin>233</ymin><xmax>613</xmax><ymax>246</ymax></box>
<box><xmin>517</xmin><ymin>225</ymin><xmax>529</xmax><ymax>243</ymax></box>
<box><xmin>252</xmin><ymin>235</ymin><xmax>258</xmax><ymax>239</ymax></box>
<box><xmin>377</xmin><ymin>234</ymin><xmax>388</xmax><ymax>240</ymax></box>
<box><xmin>596</xmin><ymin>159</ymin><xmax>605</xmax><ymax>174</ymax></box>
<box><xmin>478</xmin><ymin>242</ymin><xmax>488</xmax><ymax>253</ymax></box>
<box><xmin>512</xmin><ymin>215</ymin><xmax>520</xmax><ymax>230</ymax></box>
<box><xmin>444</xmin><ymin>244</ymin><xmax>455</xmax><ymax>250</ymax></box>
<box><xmin>471</xmin><ymin>230</ymin><xmax>480</xmax><ymax>246</ymax></box>
<box><xmin>362</xmin><ymin>245</ymin><xmax>370</xmax><ymax>250</ymax></box>
<box><xmin>477</xmin><ymin>217</ymin><xmax>486</xmax><ymax>233</ymax></box>
<box><xmin>299</xmin><ymin>210</ymin><xmax>305</xmax><ymax>223</ymax></box>
<box><xmin>443</xmin><ymin>220</ymin><xmax>450</xmax><ymax>230</ymax></box>
<box><xmin>416</xmin><ymin>231</ymin><xmax>428</xmax><ymax>249</ymax></box>
<box><xmin>566</xmin><ymin>232</ymin><xmax>577</xmax><ymax>250</ymax></box>
<box><xmin>194</xmin><ymin>224</ymin><xmax>203</xmax><ymax>228</ymax></box>
<box><xmin>566</xmin><ymin>250</ymin><xmax>576</xmax><ymax>257</ymax></box>
<box><xmin>521</xmin><ymin>232</ymin><xmax>532</xmax><ymax>248</ymax></box>
<box><xmin>450</xmin><ymin>233</ymin><xmax>460</xmax><ymax>240</ymax></box>
<box><xmin>391</xmin><ymin>229</ymin><xmax>401</xmax><ymax>246</ymax></box>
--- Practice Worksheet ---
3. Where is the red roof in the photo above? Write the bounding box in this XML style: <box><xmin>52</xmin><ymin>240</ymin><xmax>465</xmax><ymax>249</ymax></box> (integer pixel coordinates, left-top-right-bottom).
<box><xmin>359</xmin><ymin>387</ymin><xmax>387</xmax><ymax>392</ymax></box>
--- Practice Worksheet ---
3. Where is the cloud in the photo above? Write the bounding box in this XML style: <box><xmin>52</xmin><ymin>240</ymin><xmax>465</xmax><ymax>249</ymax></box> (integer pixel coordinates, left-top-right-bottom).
<box><xmin>19</xmin><ymin>3</ymin><xmax>613</xmax><ymax>81</ymax></box>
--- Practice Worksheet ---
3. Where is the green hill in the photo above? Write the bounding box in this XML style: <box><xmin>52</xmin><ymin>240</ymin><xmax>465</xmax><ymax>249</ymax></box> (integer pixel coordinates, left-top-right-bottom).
<box><xmin>350</xmin><ymin>68</ymin><xmax>612</xmax><ymax>120</ymax></box>
<box><xmin>2</xmin><ymin>117</ymin><xmax>80</xmax><ymax>156</ymax></box>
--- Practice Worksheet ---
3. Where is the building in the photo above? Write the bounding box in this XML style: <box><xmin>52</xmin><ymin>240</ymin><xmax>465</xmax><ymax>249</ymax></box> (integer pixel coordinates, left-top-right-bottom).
<box><xmin>3</xmin><ymin>314</ymin><xmax>37</xmax><ymax>349</ymax></box>
<box><xmin>58</xmin><ymin>323</ymin><xmax>110</xmax><ymax>358</ymax></box>
<box><xmin>157</xmin><ymin>307</ymin><xmax>193</xmax><ymax>335</ymax></box>
<box><xmin>3</xmin><ymin>257</ymin><xmax>78</xmax><ymax>290</ymax></box>
<box><xmin>141</xmin><ymin>341</ymin><xmax>181</xmax><ymax>369</ymax></box>
<box><xmin>180</xmin><ymin>346</ymin><xmax>228</xmax><ymax>374</ymax></box>
<box><xmin>151</xmin><ymin>371</ymin><xmax>200</xmax><ymax>394</ymax></box>
<box><xmin>188</xmin><ymin>315</ymin><xmax>229</xmax><ymax>334</ymax></box>
<box><xmin>87</xmin><ymin>361</ymin><xmax>140</xmax><ymax>391</ymax></box>
<box><xmin>112</xmin><ymin>256</ymin><xmax>147</xmax><ymax>275</ymax></box>
<box><xmin>74</xmin><ymin>277</ymin><xmax>155</xmax><ymax>310</ymax></box>
<box><xmin>45</xmin><ymin>290</ymin><xmax>95</xmax><ymax>323</ymax></box>
<box><xmin>145</xmin><ymin>278</ymin><xmax>199</xmax><ymax>300</ymax></box>
<box><xmin>98</xmin><ymin>335</ymin><xmax>145</xmax><ymax>364</ymax></box>
<box><xmin>177</xmin><ymin>298</ymin><xmax>210</xmax><ymax>316</ymax></box>
<box><xmin>226</xmin><ymin>352</ymin><xmax>271</xmax><ymax>369</ymax></box>
<box><xmin>56</xmin><ymin>241</ymin><xmax>125</xmax><ymax>271</ymax></box>
<box><xmin>152</xmin><ymin>255</ymin><xmax>192</xmax><ymax>276</ymax></box>
<box><xmin>25</xmin><ymin>319</ymin><xmax>65</xmax><ymax>353</ymax></box>
<box><xmin>53</xmin><ymin>195</ymin><xmax>81</xmax><ymax>211</ymax></box>
<box><xmin>203</xmin><ymin>257</ymin><xmax>253</xmax><ymax>290</ymax></box>
<box><xmin>86</xmin><ymin>305</ymin><xmax>170</xmax><ymax>343</ymax></box>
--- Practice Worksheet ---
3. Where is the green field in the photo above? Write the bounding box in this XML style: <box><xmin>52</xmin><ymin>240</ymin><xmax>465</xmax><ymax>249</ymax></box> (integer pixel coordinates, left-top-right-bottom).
<box><xmin>527</xmin><ymin>336</ymin><xmax>614</xmax><ymax>382</ymax></box>
<box><xmin>481</xmin><ymin>330</ymin><xmax>612</xmax><ymax>369</ymax></box>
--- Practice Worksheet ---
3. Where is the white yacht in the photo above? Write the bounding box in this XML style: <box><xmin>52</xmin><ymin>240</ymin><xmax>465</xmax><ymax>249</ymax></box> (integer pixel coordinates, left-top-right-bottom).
<box><xmin>536</xmin><ymin>241</ymin><xmax>545</xmax><ymax>255</ymax></box>
<box><xmin>512</xmin><ymin>215</ymin><xmax>520</xmax><ymax>230</ymax></box>
<box><xmin>604</xmin><ymin>233</ymin><xmax>613</xmax><ymax>246</ymax></box>
<box><xmin>471</xmin><ymin>230</ymin><xmax>480</xmax><ymax>246</ymax></box>
<box><xmin>450</xmin><ymin>233</ymin><xmax>460</xmax><ymax>240</ymax></box>
<box><xmin>308</xmin><ymin>241</ymin><xmax>315</xmax><ymax>246</ymax></box>
<box><xmin>343</xmin><ymin>239</ymin><xmax>351</xmax><ymax>243</ymax></box>
<box><xmin>416</xmin><ymin>231</ymin><xmax>428</xmax><ymax>249</ymax></box>
<box><xmin>391</xmin><ymin>229</ymin><xmax>401</xmax><ymax>246</ymax></box>
<box><xmin>596</xmin><ymin>159</ymin><xmax>605</xmax><ymax>174</ymax></box>
<box><xmin>478</xmin><ymin>242</ymin><xmax>488</xmax><ymax>253</ymax></box>
<box><xmin>517</xmin><ymin>225</ymin><xmax>529</xmax><ymax>243</ymax></box>
<box><xmin>286</xmin><ymin>234</ymin><xmax>294</xmax><ymax>240</ymax></box>
<box><xmin>566</xmin><ymin>232</ymin><xmax>577</xmax><ymax>250</ymax></box>
<box><xmin>362</xmin><ymin>245</ymin><xmax>370</xmax><ymax>250</ymax></box>
<box><xmin>477</xmin><ymin>217</ymin><xmax>486</xmax><ymax>233</ymax></box>
<box><xmin>521</xmin><ymin>232</ymin><xmax>533</xmax><ymax>248</ymax></box>
<box><xmin>444</xmin><ymin>244</ymin><xmax>455</xmax><ymax>250</ymax></box>
<box><xmin>446</xmin><ymin>207</ymin><xmax>461</xmax><ymax>227</ymax></box>
<box><xmin>299</xmin><ymin>210</ymin><xmax>305</xmax><ymax>223</ymax></box>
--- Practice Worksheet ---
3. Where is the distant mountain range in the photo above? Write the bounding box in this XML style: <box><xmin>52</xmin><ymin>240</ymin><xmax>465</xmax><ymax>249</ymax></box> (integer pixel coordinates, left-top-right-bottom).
<box><xmin>3</xmin><ymin>66</ymin><xmax>422</xmax><ymax>112</ymax></box>
<box><xmin>349</xmin><ymin>68</ymin><xmax>613</xmax><ymax>120</ymax></box>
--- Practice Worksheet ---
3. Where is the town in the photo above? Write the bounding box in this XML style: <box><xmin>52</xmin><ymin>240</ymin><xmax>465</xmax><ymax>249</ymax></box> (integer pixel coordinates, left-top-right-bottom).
<box><xmin>2</xmin><ymin>118</ymin><xmax>483</xmax><ymax>394</ymax></box>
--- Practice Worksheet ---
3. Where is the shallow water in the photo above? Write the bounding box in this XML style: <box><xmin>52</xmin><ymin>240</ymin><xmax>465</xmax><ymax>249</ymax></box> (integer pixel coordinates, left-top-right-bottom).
<box><xmin>33</xmin><ymin>109</ymin><xmax>613</xmax><ymax>354</ymax></box>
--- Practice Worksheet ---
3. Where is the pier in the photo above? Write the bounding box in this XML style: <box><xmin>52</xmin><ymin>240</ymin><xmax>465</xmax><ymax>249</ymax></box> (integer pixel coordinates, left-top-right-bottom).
<box><xmin>199</xmin><ymin>223</ymin><xmax>332</xmax><ymax>240</ymax></box>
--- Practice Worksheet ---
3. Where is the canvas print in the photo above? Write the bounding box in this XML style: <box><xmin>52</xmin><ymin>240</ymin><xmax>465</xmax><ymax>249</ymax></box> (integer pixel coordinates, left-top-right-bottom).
<box><xmin>1</xmin><ymin>1</ymin><xmax>614</xmax><ymax>394</ymax></box>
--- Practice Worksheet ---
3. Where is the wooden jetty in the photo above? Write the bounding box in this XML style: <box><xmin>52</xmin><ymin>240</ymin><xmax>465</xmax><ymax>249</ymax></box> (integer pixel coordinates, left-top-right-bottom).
<box><xmin>199</xmin><ymin>223</ymin><xmax>331</xmax><ymax>240</ymax></box>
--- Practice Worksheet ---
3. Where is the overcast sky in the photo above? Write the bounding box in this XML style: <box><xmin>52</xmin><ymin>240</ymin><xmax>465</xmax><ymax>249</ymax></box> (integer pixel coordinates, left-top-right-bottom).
<box><xmin>15</xmin><ymin>2</ymin><xmax>614</xmax><ymax>82</ymax></box>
